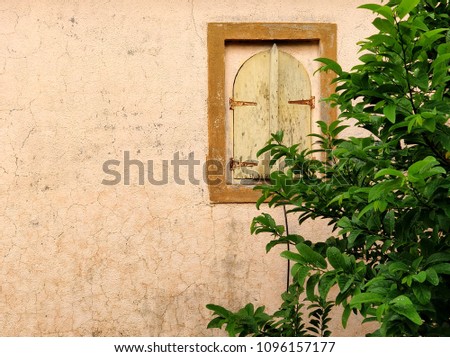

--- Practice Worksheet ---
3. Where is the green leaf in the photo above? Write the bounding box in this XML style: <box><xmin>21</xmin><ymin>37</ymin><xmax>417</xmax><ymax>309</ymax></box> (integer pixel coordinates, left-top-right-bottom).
<box><xmin>412</xmin><ymin>271</ymin><xmax>427</xmax><ymax>283</ymax></box>
<box><xmin>389</xmin><ymin>295</ymin><xmax>422</xmax><ymax>325</ymax></box>
<box><xmin>372</xmin><ymin>18</ymin><xmax>396</xmax><ymax>36</ymax></box>
<box><xmin>432</xmin><ymin>53</ymin><xmax>450</xmax><ymax>69</ymax></box>
<box><xmin>358</xmin><ymin>202</ymin><xmax>374</xmax><ymax>219</ymax></box>
<box><xmin>373</xmin><ymin>200</ymin><xmax>388</xmax><ymax>212</ymax></box>
<box><xmin>423</xmin><ymin>116</ymin><xmax>436</xmax><ymax>132</ymax></box>
<box><xmin>375</xmin><ymin>168</ymin><xmax>404</xmax><ymax>179</ymax></box>
<box><xmin>207</xmin><ymin>316</ymin><xmax>226</xmax><ymax>329</ymax></box>
<box><xmin>359</xmin><ymin>4</ymin><xmax>393</xmax><ymax>20</ymax></box>
<box><xmin>413</xmin><ymin>285</ymin><xmax>431</xmax><ymax>305</ymax></box>
<box><xmin>358</xmin><ymin>3</ymin><xmax>382</xmax><ymax>11</ymax></box>
<box><xmin>389</xmin><ymin>261</ymin><xmax>409</xmax><ymax>275</ymax></box>
<box><xmin>306</xmin><ymin>274</ymin><xmax>320</xmax><ymax>301</ymax></box>
<box><xmin>243</xmin><ymin>303</ymin><xmax>255</xmax><ymax>315</ymax></box>
<box><xmin>382</xmin><ymin>240</ymin><xmax>392</xmax><ymax>254</ymax></box>
<box><xmin>433</xmin><ymin>263</ymin><xmax>450</xmax><ymax>275</ymax></box>
<box><xmin>342</xmin><ymin>304</ymin><xmax>351</xmax><ymax>328</ymax></box>
<box><xmin>292</xmin><ymin>264</ymin><xmax>310</xmax><ymax>286</ymax></box>
<box><xmin>350</xmin><ymin>292</ymin><xmax>384</xmax><ymax>306</ymax></box>
<box><xmin>280</xmin><ymin>251</ymin><xmax>305</xmax><ymax>264</ymax></box>
<box><xmin>383</xmin><ymin>104</ymin><xmax>396</xmax><ymax>123</ymax></box>
<box><xmin>315</xmin><ymin>58</ymin><xmax>343</xmax><ymax>75</ymax></box>
<box><xmin>384</xmin><ymin>210</ymin><xmax>395</xmax><ymax>235</ymax></box>
<box><xmin>255</xmin><ymin>193</ymin><xmax>268</xmax><ymax>210</ymax></box>
<box><xmin>206</xmin><ymin>304</ymin><xmax>231</xmax><ymax>318</ymax></box>
<box><xmin>426</xmin><ymin>267</ymin><xmax>439</xmax><ymax>286</ymax></box>
<box><xmin>396</xmin><ymin>0</ymin><xmax>420</xmax><ymax>19</ymax></box>
<box><xmin>326</xmin><ymin>247</ymin><xmax>345</xmax><ymax>269</ymax></box>
<box><xmin>426</xmin><ymin>252</ymin><xmax>450</xmax><ymax>266</ymax></box>
<box><xmin>376</xmin><ymin>304</ymin><xmax>386</xmax><ymax>322</ymax></box>
<box><xmin>338</xmin><ymin>275</ymin><xmax>354</xmax><ymax>294</ymax></box>
<box><xmin>271</xmin><ymin>130</ymin><xmax>284</xmax><ymax>143</ymax></box>
<box><xmin>368</xmin><ymin>179</ymin><xmax>402</xmax><ymax>202</ymax></box>
<box><xmin>319</xmin><ymin>272</ymin><xmax>336</xmax><ymax>299</ymax></box>
<box><xmin>359</xmin><ymin>54</ymin><xmax>377</xmax><ymax>63</ymax></box>
<box><xmin>412</xmin><ymin>257</ymin><xmax>423</xmax><ymax>271</ymax></box>
<box><xmin>256</xmin><ymin>144</ymin><xmax>278</xmax><ymax>158</ymax></box>
<box><xmin>296</xmin><ymin>243</ymin><xmax>327</xmax><ymax>269</ymax></box>
<box><xmin>408</xmin><ymin>156</ymin><xmax>445</xmax><ymax>183</ymax></box>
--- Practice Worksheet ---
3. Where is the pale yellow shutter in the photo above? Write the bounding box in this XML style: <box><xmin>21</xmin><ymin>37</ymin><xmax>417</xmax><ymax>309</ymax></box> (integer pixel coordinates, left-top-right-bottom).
<box><xmin>232</xmin><ymin>44</ymin><xmax>312</xmax><ymax>180</ymax></box>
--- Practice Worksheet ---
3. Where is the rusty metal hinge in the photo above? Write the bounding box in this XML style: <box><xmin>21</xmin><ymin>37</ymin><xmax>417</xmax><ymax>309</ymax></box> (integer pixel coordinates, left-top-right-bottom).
<box><xmin>229</xmin><ymin>98</ymin><xmax>257</xmax><ymax>110</ymax></box>
<box><xmin>229</xmin><ymin>158</ymin><xmax>258</xmax><ymax>171</ymax></box>
<box><xmin>288</xmin><ymin>96</ymin><xmax>315</xmax><ymax>109</ymax></box>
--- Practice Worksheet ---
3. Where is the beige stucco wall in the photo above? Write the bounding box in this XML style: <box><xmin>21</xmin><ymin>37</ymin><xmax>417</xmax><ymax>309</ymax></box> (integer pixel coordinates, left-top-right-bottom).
<box><xmin>0</xmin><ymin>0</ymin><xmax>377</xmax><ymax>336</ymax></box>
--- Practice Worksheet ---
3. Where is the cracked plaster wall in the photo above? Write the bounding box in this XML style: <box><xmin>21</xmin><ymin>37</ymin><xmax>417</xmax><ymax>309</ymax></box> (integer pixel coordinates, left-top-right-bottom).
<box><xmin>0</xmin><ymin>0</ymin><xmax>376</xmax><ymax>336</ymax></box>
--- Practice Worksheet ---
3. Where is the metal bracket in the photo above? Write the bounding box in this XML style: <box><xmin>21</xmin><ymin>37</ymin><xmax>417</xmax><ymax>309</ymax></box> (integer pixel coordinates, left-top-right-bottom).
<box><xmin>288</xmin><ymin>96</ymin><xmax>315</xmax><ymax>109</ymax></box>
<box><xmin>229</xmin><ymin>98</ymin><xmax>257</xmax><ymax>110</ymax></box>
<box><xmin>229</xmin><ymin>158</ymin><xmax>258</xmax><ymax>171</ymax></box>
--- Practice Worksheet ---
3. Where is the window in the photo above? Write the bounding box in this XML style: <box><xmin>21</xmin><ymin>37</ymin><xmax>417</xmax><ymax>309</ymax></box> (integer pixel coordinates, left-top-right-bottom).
<box><xmin>207</xmin><ymin>23</ymin><xmax>337</xmax><ymax>203</ymax></box>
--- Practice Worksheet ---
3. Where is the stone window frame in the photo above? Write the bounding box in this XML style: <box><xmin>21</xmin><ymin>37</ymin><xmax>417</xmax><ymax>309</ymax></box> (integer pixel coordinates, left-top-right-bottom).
<box><xmin>207</xmin><ymin>22</ymin><xmax>337</xmax><ymax>203</ymax></box>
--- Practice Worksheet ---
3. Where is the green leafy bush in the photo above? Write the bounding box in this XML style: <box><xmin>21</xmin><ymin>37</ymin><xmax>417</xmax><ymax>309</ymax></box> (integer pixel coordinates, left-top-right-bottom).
<box><xmin>207</xmin><ymin>0</ymin><xmax>449</xmax><ymax>336</ymax></box>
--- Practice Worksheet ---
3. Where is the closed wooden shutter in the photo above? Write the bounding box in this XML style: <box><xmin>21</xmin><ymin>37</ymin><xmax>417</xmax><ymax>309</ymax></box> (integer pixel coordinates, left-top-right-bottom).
<box><xmin>231</xmin><ymin>44</ymin><xmax>312</xmax><ymax>179</ymax></box>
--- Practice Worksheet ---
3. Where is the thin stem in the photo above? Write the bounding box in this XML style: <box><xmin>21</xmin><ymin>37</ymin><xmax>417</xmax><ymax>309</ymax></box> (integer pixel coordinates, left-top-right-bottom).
<box><xmin>422</xmin><ymin>133</ymin><xmax>450</xmax><ymax>169</ymax></box>
<box><xmin>394</xmin><ymin>17</ymin><xmax>417</xmax><ymax>114</ymax></box>
<box><xmin>283</xmin><ymin>205</ymin><xmax>290</xmax><ymax>293</ymax></box>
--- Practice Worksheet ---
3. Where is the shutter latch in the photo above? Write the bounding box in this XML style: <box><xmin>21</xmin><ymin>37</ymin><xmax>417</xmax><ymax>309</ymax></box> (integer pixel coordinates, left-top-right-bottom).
<box><xmin>288</xmin><ymin>96</ymin><xmax>315</xmax><ymax>109</ymax></box>
<box><xmin>229</xmin><ymin>98</ymin><xmax>257</xmax><ymax>110</ymax></box>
